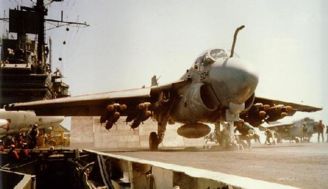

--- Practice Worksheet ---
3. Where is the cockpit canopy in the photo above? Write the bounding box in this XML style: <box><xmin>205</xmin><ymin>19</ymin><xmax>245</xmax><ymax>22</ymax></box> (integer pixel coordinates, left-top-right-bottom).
<box><xmin>207</xmin><ymin>49</ymin><xmax>228</xmax><ymax>61</ymax></box>
<box><xmin>194</xmin><ymin>49</ymin><xmax>228</xmax><ymax>69</ymax></box>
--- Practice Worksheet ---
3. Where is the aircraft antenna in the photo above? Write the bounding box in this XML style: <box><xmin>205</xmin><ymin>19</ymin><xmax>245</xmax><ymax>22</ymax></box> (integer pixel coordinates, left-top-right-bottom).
<box><xmin>230</xmin><ymin>25</ymin><xmax>245</xmax><ymax>58</ymax></box>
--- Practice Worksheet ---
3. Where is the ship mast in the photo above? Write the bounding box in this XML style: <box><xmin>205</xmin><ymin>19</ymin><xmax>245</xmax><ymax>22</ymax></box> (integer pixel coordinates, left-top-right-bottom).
<box><xmin>18</xmin><ymin>0</ymin><xmax>89</xmax><ymax>73</ymax></box>
<box><xmin>36</xmin><ymin>0</ymin><xmax>46</xmax><ymax>65</ymax></box>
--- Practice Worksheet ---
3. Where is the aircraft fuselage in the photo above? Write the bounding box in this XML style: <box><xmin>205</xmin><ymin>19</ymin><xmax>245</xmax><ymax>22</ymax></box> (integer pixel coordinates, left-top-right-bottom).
<box><xmin>0</xmin><ymin>109</ymin><xmax>64</xmax><ymax>136</ymax></box>
<box><xmin>170</xmin><ymin>49</ymin><xmax>258</xmax><ymax>124</ymax></box>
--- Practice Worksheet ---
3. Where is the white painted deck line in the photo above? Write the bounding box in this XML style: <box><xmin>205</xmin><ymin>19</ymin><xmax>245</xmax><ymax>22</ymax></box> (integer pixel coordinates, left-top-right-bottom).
<box><xmin>0</xmin><ymin>169</ymin><xmax>35</xmax><ymax>189</ymax></box>
<box><xmin>86</xmin><ymin>149</ymin><xmax>299</xmax><ymax>189</ymax></box>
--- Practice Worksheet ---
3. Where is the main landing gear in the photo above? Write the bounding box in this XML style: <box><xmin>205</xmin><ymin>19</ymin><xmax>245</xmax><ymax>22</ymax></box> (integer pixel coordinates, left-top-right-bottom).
<box><xmin>149</xmin><ymin>132</ymin><xmax>159</xmax><ymax>151</ymax></box>
<box><xmin>149</xmin><ymin>119</ymin><xmax>167</xmax><ymax>151</ymax></box>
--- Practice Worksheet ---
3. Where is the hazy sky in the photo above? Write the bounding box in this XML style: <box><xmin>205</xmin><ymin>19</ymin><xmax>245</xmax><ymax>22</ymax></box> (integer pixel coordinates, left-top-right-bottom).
<box><xmin>1</xmin><ymin>0</ymin><xmax>327</xmax><ymax>124</ymax></box>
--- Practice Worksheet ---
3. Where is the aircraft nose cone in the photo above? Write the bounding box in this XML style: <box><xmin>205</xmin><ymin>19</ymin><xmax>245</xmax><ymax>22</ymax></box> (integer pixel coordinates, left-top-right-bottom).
<box><xmin>208</xmin><ymin>58</ymin><xmax>258</xmax><ymax>107</ymax></box>
<box><xmin>0</xmin><ymin>119</ymin><xmax>9</xmax><ymax>127</ymax></box>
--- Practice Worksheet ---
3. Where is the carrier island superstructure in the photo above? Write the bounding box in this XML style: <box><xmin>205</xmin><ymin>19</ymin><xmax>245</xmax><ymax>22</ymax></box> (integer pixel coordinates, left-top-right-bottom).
<box><xmin>0</xmin><ymin>0</ymin><xmax>88</xmax><ymax>107</ymax></box>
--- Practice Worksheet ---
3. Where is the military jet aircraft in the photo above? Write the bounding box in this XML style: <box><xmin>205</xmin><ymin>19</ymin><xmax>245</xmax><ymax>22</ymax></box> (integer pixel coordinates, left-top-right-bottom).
<box><xmin>5</xmin><ymin>26</ymin><xmax>321</xmax><ymax>150</ymax></box>
<box><xmin>261</xmin><ymin>117</ymin><xmax>318</xmax><ymax>143</ymax></box>
<box><xmin>0</xmin><ymin>109</ymin><xmax>64</xmax><ymax>137</ymax></box>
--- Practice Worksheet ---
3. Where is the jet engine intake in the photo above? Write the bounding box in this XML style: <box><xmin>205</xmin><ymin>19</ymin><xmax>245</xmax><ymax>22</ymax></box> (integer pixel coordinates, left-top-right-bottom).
<box><xmin>172</xmin><ymin>83</ymin><xmax>219</xmax><ymax>122</ymax></box>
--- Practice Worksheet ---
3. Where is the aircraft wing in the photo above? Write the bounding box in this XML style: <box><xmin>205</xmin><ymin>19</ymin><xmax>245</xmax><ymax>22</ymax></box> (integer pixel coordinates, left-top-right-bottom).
<box><xmin>263</xmin><ymin>123</ymin><xmax>292</xmax><ymax>128</ymax></box>
<box><xmin>259</xmin><ymin>122</ymin><xmax>293</xmax><ymax>130</ymax></box>
<box><xmin>241</xmin><ymin>96</ymin><xmax>322</xmax><ymax>127</ymax></box>
<box><xmin>5</xmin><ymin>88</ymin><xmax>150</xmax><ymax>116</ymax></box>
<box><xmin>254</xmin><ymin>96</ymin><xmax>322</xmax><ymax>112</ymax></box>
<box><xmin>5</xmin><ymin>79</ymin><xmax>190</xmax><ymax>117</ymax></box>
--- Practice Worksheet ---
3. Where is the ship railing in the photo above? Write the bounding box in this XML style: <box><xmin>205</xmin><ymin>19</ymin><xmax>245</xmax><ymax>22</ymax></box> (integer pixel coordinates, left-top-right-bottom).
<box><xmin>0</xmin><ymin>60</ymin><xmax>32</xmax><ymax>71</ymax></box>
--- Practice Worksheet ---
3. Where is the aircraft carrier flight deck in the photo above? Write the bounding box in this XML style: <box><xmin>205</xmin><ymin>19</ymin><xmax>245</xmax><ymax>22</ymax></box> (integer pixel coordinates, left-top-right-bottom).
<box><xmin>102</xmin><ymin>142</ymin><xmax>328</xmax><ymax>189</ymax></box>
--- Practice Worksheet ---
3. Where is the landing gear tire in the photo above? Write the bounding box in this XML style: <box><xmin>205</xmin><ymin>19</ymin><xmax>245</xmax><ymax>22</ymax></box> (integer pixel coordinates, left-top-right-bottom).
<box><xmin>149</xmin><ymin>132</ymin><xmax>159</xmax><ymax>151</ymax></box>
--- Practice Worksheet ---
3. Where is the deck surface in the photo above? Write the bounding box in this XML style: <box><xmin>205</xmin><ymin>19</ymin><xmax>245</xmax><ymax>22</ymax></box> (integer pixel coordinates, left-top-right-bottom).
<box><xmin>101</xmin><ymin>143</ymin><xmax>328</xmax><ymax>189</ymax></box>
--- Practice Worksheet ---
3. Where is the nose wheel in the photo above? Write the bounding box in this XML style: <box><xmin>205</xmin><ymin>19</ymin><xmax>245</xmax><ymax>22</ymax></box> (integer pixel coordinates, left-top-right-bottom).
<box><xmin>223</xmin><ymin>103</ymin><xmax>245</xmax><ymax>148</ymax></box>
<box><xmin>149</xmin><ymin>132</ymin><xmax>159</xmax><ymax>151</ymax></box>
